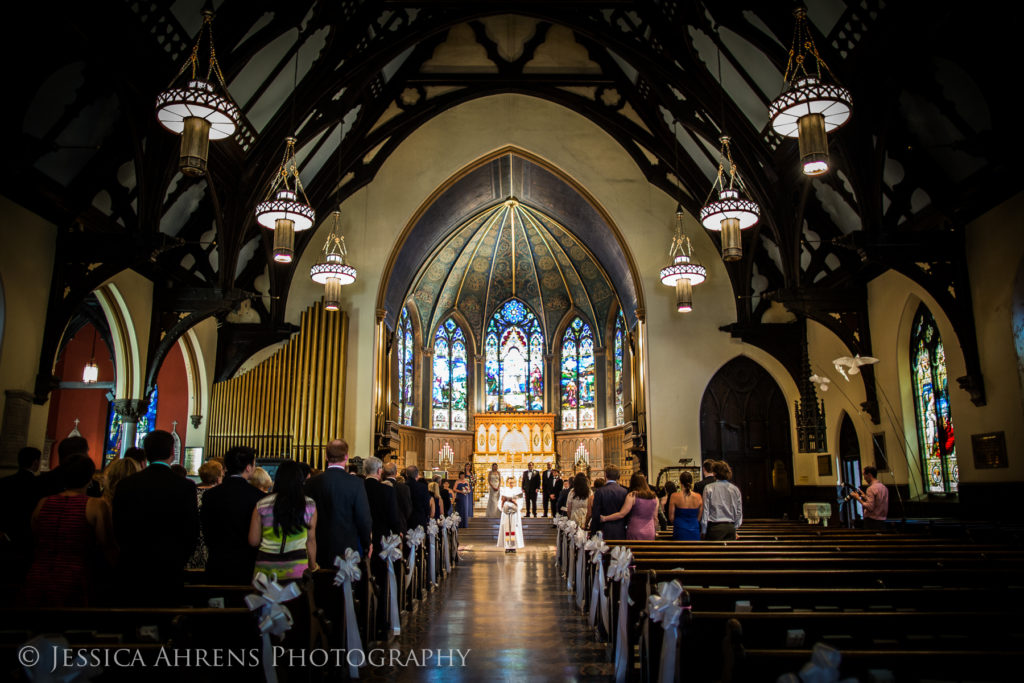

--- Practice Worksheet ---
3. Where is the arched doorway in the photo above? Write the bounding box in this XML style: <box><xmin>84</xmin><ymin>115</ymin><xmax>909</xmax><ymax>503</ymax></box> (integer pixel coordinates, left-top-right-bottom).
<box><xmin>838</xmin><ymin>412</ymin><xmax>862</xmax><ymax>526</ymax></box>
<box><xmin>700</xmin><ymin>356</ymin><xmax>791</xmax><ymax>517</ymax></box>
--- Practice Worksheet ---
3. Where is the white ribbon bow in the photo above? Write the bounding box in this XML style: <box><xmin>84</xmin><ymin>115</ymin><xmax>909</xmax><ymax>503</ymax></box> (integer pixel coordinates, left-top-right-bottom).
<box><xmin>440</xmin><ymin>517</ymin><xmax>452</xmax><ymax>574</ymax></box>
<box><xmin>405</xmin><ymin>525</ymin><xmax>425</xmax><ymax>589</ymax></box>
<box><xmin>426</xmin><ymin>518</ymin><xmax>439</xmax><ymax>586</ymax></box>
<box><xmin>608</xmin><ymin>546</ymin><xmax>634</xmax><ymax>683</ymax></box>
<box><xmin>245</xmin><ymin>573</ymin><xmax>303</xmax><ymax>683</ymax></box>
<box><xmin>447</xmin><ymin>514</ymin><xmax>463</xmax><ymax>561</ymax></box>
<box><xmin>647</xmin><ymin>580</ymin><xmax>685</xmax><ymax>683</ymax></box>
<box><xmin>586</xmin><ymin>532</ymin><xmax>610</xmax><ymax>636</ymax></box>
<box><xmin>574</xmin><ymin>528</ymin><xmax>588</xmax><ymax>610</ymax></box>
<box><xmin>554</xmin><ymin>516</ymin><xmax>566</xmax><ymax>567</ymax></box>
<box><xmin>564</xmin><ymin>520</ymin><xmax>578</xmax><ymax>585</ymax></box>
<box><xmin>332</xmin><ymin>549</ymin><xmax>364</xmax><ymax>678</ymax></box>
<box><xmin>378</xmin><ymin>533</ymin><xmax>403</xmax><ymax>635</ymax></box>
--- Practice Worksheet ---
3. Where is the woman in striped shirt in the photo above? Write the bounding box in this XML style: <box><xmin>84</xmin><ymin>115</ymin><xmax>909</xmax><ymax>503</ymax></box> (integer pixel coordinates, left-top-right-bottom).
<box><xmin>248</xmin><ymin>460</ymin><xmax>318</xmax><ymax>581</ymax></box>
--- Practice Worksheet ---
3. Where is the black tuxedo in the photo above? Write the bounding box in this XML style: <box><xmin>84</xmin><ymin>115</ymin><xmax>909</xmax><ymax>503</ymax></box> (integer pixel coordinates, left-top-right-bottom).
<box><xmin>201</xmin><ymin>476</ymin><xmax>264</xmax><ymax>584</ymax></box>
<box><xmin>541</xmin><ymin>469</ymin><xmax>556</xmax><ymax>516</ymax></box>
<box><xmin>549</xmin><ymin>478</ymin><xmax>564</xmax><ymax>516</ymax></box>
<box><xmin>113</xmin><ymin>463</ymin><xmax>199</xmax><ymax>605</ymax></box>
<box><xmin>589</xmin><ymin>480</ymin><xmax>628</xmax><ymax>540</ymax></box>
<box><xmin>521</xmin><ymin>469</ymin><xmax>540</xmax><ymax>516</ymax></box>
<box><xmin>306</xmin><ymin>467</ymin><xmax>372</xmax><ymax>565</ymax></box>
<box><xmin>693</xmin><ymin>475</ymin><xmax>715</xmax><ymax>495</ymax></box>
<box><xmin>384</xmin><ymin>476</ymin><xmax>411</xmax><ymax>534</ymax></box>
<box><xmin>364</xmin><ymin>477</ymin><xmax>402</xmax><ymax>546</ymax></box>
<box><xmin>555</xmin><ymin>487</ymin><xmax>570</xmax><ymax>516</ymax></box>
<box><xmin>407</xmin><ymin>478</ymin><xmax>431</xmax><ymax>531</ymax></box>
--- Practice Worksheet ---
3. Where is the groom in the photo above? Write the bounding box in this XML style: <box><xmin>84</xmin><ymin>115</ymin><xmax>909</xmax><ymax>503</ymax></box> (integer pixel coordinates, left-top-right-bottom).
<box><xmin>521</xmin><ymin>462</ymin><xmax>540</xmax><ymax>517</ymax></box>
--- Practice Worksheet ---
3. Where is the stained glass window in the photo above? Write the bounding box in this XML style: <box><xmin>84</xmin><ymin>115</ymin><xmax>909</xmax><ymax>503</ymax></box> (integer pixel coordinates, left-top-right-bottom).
<box><xmin>432</xmin><ymin>319</ymin><xmax>468</xmax><ymax>430</ymax></box>
<box><xmin>561</xmin><ymin>317</ymin><xmax>596</xmax><ymax>429</ymax></box>
<box><xmin>485</xmin><ymin>299</ymin><xmax>544</xmax><ymax>411</ymax></box>
<box><xmin>614</xmin><ymin>313</ymin><xmax>625</xmax><ymax>426</ymax></box>
<box><xmin>398</xmin><ymin>308</ymin><xmax>414</xmax><ymax>426</ymax></box>
<box><xmin>104</xmin><ymin>386</ymin><xmax>159</xmax><ymax>465</ymax></box>
<box><xmin>910</xmin><ymin>305</ymin><xmax>958</xmax><ymax>494</ymax></box>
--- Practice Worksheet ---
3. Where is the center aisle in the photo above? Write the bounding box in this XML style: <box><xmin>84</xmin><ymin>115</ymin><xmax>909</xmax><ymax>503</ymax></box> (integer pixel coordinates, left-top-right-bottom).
<box><xmin>367</xmin><ymin>517</ymin><xmax>613</xmax><ymax>682</ymax></box>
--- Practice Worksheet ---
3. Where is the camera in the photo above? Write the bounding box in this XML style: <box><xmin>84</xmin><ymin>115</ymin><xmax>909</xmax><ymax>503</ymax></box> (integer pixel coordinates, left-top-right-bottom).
<box><xmin>840</xmin><ymin>482</ymin><xmax>858</xmax><ymax>502</ymax></box>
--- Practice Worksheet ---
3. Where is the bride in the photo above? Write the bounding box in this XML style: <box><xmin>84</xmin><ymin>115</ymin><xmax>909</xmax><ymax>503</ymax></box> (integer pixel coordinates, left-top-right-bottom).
<box><xmin>497</xmin><ymin>476</ymin><xmax>525</xmax><ymax>553</ymax></box>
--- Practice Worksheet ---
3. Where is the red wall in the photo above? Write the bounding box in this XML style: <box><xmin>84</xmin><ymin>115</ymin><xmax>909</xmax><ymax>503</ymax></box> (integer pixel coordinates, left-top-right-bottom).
<box><xmin>156</xmin><ymin>341</ymin><xmax>189</xmax><ymax>442</ymax></box>
<box><xmin>46</xmin><ymin>323</ymin><xmax>114</xmax><ymax>468</ymax></box>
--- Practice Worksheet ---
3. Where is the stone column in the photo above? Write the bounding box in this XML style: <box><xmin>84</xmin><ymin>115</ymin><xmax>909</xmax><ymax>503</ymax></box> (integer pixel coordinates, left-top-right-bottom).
<box><xmin>0</xmin><ymin>390</ymin><xmax>35</xmax><ymax>472</ymax></box>
<box><xmin>112</xmin><ymin>399</ymin><xmax>149</xmax><ymax>456</ymax></box>
<box><xmin>421</xmin><ymin>347</ymin><xmax>434</xmax><ymax>429</ymax></box>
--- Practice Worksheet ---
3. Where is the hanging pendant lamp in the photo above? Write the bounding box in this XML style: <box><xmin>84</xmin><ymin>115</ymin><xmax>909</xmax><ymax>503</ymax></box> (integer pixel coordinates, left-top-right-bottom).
<box><xmin>659</xmin><ymin>206</ymin><xmax>707</xmax><ymax>312</ymax></box>
<box><xmin>310</xmin><ymin>210</ymin><xmax>357</xmax><ymax>310</ymax></box>
<box><xmin>255</xmin><ymin>137</ymin><xmax>315</xmax><ymax>264</ymax></box>
<box><xmin>700</xmin><ymin>136</ymin><xmax>760</xmax><ymax>262</ymax></box>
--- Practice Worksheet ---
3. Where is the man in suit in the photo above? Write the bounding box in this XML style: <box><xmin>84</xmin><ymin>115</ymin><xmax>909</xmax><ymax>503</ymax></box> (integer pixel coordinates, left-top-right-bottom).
<box><xmin>306</xmin><ymin>439</ymin><xmax>372</xmax><ymax>564</ymax></box>
<box><xmin>113</xmin><ymin>430</ymin><xmax>199</xmax><ymax>606</ymax></box>
<box><xmin>382</xmin><ymin>460</ymin><xmax>410</xmax><ymax>535</ymax></box>
<box><xmin>201</xmin><ymin>446</ymin><xmax>264</xmax><ymax>584</ymax></box>
<box><xmin>548</xmin><ymin>470</ymin><xmax>565</xmax><ymax>523</ymax></box>
<box><xmin>364</xmin><ymin>456</ymin><xmax>402</xmax><ymax>546</ymax></box>
<box><xmin>521</xmin><ymin>462</ymin><xmax>540</xmax><ymax>517</ymax></box>
<box><xmin>693</xmin><ymin>459</ymin><xmax>715</xmax><ymax>495</ymax></box>
<box><xmin>587</xmin><ymin>465</ymin><xmax>628</xmax><ymax>539</ymax></box>
<box><xmin>541</xmin><ymin>463</ymin><xmax>556</xmax><ymax>517</ymax></box>
<box><xmin>0</xmin><ymin>447</ymin><xmax>41</xmax><ymax>587</ymax></box>
<box><xmin>405</xmin><ymin>465</ymin><xmax>431</xmax><ymax>531</ymax></box>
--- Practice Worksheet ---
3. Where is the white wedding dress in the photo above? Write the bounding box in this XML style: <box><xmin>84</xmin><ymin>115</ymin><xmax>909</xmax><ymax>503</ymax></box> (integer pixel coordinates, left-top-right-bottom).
<box><xmin>497</xmin><ymin>486</ymin><xmax>525</xmax><ymax>549</ymax></box>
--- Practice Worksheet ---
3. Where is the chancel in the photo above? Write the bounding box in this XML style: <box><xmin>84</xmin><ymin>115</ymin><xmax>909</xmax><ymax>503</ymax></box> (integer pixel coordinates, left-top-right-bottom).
<box><xmin>2</xmin><ymin>1</ymin><xmax>1023</xmax><ymax>681</ymax></box>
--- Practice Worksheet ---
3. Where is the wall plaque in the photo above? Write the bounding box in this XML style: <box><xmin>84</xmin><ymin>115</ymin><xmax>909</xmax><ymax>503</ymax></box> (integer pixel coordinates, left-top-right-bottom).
<box><xmin>971</xmin><ymin>431</ymin><xmax>1008</xmax><ymax>469</ymax></box>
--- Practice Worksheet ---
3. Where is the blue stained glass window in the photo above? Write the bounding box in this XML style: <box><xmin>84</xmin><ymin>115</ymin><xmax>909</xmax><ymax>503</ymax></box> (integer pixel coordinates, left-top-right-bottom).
<box><xmin>910</xmin><ymin>305</ymin><xmax>958</xmax><ymax>494</ymax></box>
<box><xmin>486</xmin><ymin>299</ymin><xmax>544</xmax><ymax>411</ymax></box>
<box><xmin>399</xmin><ymin>308</ymin><xmax>414</xmax><ymax>425</ymax></box>
<box><xmin>105</xmin><ymin>386</ymin><xmax>159</xmax><ymax>465</ymax></box>
<box><xmin>432</xmin><ymin>319</ymin><xmax>468</xmax><ymax>430</ymax></box>
<box><xmin>614</xmin><ymin>313</ymin><xmax>625</xmax><ymax>426</ymax></box>
<box><xmin>561</xmin><ymin>317</ymin><xmax>596</xmax><ymax>429</ymax></box>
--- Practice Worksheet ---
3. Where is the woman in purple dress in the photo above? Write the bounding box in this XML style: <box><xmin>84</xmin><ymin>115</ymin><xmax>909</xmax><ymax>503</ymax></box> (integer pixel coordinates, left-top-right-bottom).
<box><xmin>600</xmin><ymin>472</ymin><xmax>658</xmax><ymax>541</ymax></box>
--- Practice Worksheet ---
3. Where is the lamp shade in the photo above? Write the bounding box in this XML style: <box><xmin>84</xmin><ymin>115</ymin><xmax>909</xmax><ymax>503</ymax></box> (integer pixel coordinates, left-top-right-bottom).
<box><xmin>700</xmin><ymin>188</ymin><xmax>760</xmax><ymax>231</ymax></box>
<box><xmin>82</xmin><ymin>361</ymin><xmax>99</xmax><ymax>384</ymax></box>
<box><xmin>768</xmin><ymin>77</ymin><xmax>853</xmax><ymax>139</ymax></box>
<box><xmin>255</xmin><ymin>189</ymin><xmax>315</xmax><ymax>233</ymax></box>
<box><xmin>660</xmin><ymin>254</ymin><xmax>707</xmax><ymax>287</ymax></box>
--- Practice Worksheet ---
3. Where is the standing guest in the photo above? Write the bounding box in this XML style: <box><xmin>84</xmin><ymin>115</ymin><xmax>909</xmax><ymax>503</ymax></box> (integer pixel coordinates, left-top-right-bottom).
<box><xmin>201</xmin><ymin>447</ymin><xmax>264</xmax><ymax>584</ymax></box>
<box><xmin>186</xmin><ymin>460</ymin><xmax>224</xmax><ymax>570</ymax></box>
<box><xmin>123</xmin><ymin>446</ymin><xmax>147</xmax><ymax>470</ymax></box>
<box><xmin>521</xmin><ymin>462</ymin><xmax>540</xmax><ymax>517</ymax></box>
<box><xmin>549</xmin><ymin>470</ymin><xmax>565</xmax><ymax>523</ymax></box>
<box><xmin>849</xmin><ymin>466</ymin><xmax>890</xmax><ymax>531</ymax></box>
<box><xmin>586</xmin><ymin>466</ymin><xmax>628</xmax><ymax>539</ymax></box>
<box><xmin>541</xmin><ymin>463</ymin><xmax>556</xmax><ymax>517</ymax></box>
<box><xmin>113</xmin><ymin>430</ymin><xmax>198</xmax><ymax>606</ymax></box>
<box><xmin>102</xmin><ymin>457</ymin><xmax>141</xmax><ymax>505</ymax></box>
<box><xmin>21</xmin><ymin>455</ymin><xmax>116</xmax><ymax>607</ymax></box>
<box><xmin>405</xmin><ymin>466</ymin><xmax>431</xmax><ymax>531</ymax></box>
<box><xmin>565</xmin><ymin>473</ymin><xmax>591</xmax><ymax>529</ymax></box>
<box><xmin>461</xmin><ymin>462</ymin><xmax>475</xmax><ymax>519</ymax></box>
<box><xmin>382</xmin><ymin>461</ymin><xmax>410</xmax><ymax>535</ymax></box>
<box><xmin>439</xmin><ymin>478</ymin><xmax>454</xmax><ymax>517</ymax></box>
<box><xmin>668</xmin><ymin>472</ymin><xmax>702</xmax><ymax>540</ymax></box>
<box><xmin>555</xmin><ymin>475</ymin><xmax>572</xmax><ymax>517</ymax></box>
<box><xmin>169</xmin><ymin>464</ymin><xmax>189</xmax><ymax>478</ymax></box>
<box><xmin>454</xmin><ymin>472</ymin><xmax>472</xmax><ymax>527</ymax></box>
<box><xmin>486</xmin><ymin>463</ymin><xmax>502</xmax><ymax>517</ymax></box>
<box><xmin>34</xmin><ymin>436</ymin><xmax>90</xmax><ymax>501</ymax></box>
<box><xmin>249</xmin><ymin>460</ymin><xmax>317</xmax><ymax>581</ymax></box>
<box><xmin>0</xmin><ymin>447</ymin><xmax>42</xmax><ymax>581</ymax></box>
<box><xmin>600</xmin><ymin>472</ymin><xmax>658</xmax><ymax>541</ymax></box>
<box><xmin>306</xmin><ymin>439</ymin><xmax>372</xmax><ymax>564</ymax></box>
<box><xmin>701</xmin><ymin>461</ymin><xmax>743</xmax><ymax>540</ymax></box>
<box><xmin>658</xmin><ymin>481</ymin><xmax>678</xmax><ymax>531</ymax></box>
<box><xmin>250</xmin><ymin>467</ymin><xmax>273</xmax><ymax>493</ymax></box>
<box><xmin>693</xmin><ymin>460</ymin><xmax>715</xmax><ymax>495</ymax></box>
<box><xmin>363</xmin><ymin>457</ymin><xmax>401</xmax><ymax>551</ymax></box>
<box><xmin>592</xmin><ymin>478</ymin><xmax>606</xmax><ymax>490</ymax></box>
<box><xmin>428</xmin><ymin>479</ymin><xmax>443</xmax><ymax>521</ymax></box>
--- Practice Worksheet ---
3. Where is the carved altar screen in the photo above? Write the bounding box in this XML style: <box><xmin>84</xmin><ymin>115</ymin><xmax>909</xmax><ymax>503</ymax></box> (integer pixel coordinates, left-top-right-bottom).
<box><xmin>472</xmin><ymin>412</ymin><xmax>556</xmax><ymax>502</ymax></box>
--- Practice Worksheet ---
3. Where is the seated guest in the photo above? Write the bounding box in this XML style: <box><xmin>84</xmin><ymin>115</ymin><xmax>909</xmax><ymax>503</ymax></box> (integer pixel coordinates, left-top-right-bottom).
<box><xmin>566</xmin><ymin>473</ymin><xmax>591</xmax><ymax>529</ymax></box>
<box><xmin>306</xmin><ymin>439</ymin><xmax>372</xmax><ymax>563</ymax></box>
<box><xmin>586</xmin><ymin>466</ymin><xmax>628</xmax><ymax>540</ymax></box>
<box><xmin>102</xmin><ymin>457</ymin><xmax>140</xmax><ymax>504</ymax></box>
<box><xmin>113</xmin><ymin>431</ymin><xmax>198</xmax><ymax>606</ymax></box>
<box><xmin>250</xmin><ymin>466</ymin><xmax>273</xmax><ymax>493</ymax></box>
<box><xmin>201</xmin><ymin>447</ymin><xmax>264</xmax><ymax>584</ymax></box>
<box><xmin>405</xmin><ymin>466</ymin><xmax>431</xmax><ymax>531</ymax></box>
<box><xmin>668</xmin><ymin>472</ymin><xmax>702</xmax><ymax>540</ymax></box>
<box><xmin>600</xmin><ymin>472</ymin><xmax>658</xmax><ymax>541</ymax></box>
<box><xmin>382</xmin><ymin>461</ymin><xmax>410</xmax><ymax>535</ymax></box>
<box><xmin>187</xmin><ymin>460</ymin><xmax>224</xmax><ymax>570</ymax></box>
<box><xmin>440</xmin><ymin>478</ymin><xmax>453</xmax><ymax>516</ymax></box>
<box><xmin>249</xmin><ymin>460</ymin><xmax>318</xmax><ymax>581</ymax></box>
<box><xmin>22</xmin><ymin>454</ymin><xmax>115</xmax><ymax>607</ymax></box>
<box><xmin>701</xmin><ymin>461</ymin><xmax>743</xmax><ymax>540</ymax></box>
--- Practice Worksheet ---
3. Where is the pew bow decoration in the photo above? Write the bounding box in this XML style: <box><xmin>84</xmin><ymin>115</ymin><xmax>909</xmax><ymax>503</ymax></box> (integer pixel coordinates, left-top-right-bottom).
<box><xmin>554</xmin><ymin>515</ymin><xmax>567</xmax><ymax>568</ymax></box>
<box><xmin>586</xmin><ymin>532</ymin><xmax>610</xmax><ymax>635</ymax></box>
<box><xmin>378</xmin><ymin>533</ymin><xmax>403</xmax><ymax>635</ymax></box>
<box><xmin>245</xmin><ymin>573</ymin><xmax>303</xmax><ymax>683</ymax></box>
<box><xmin>332</xmin><ymin>549</ymin><xmax>364</xmax><ymax>678</ymax></box>
<box><xmin>405</xmin><ymin>526</ymin><xmax>425</xmax><ymax>589</ymax></box>
<box><xmin>608</xmin><ymin>546</ymin><xmax>634</xmax><ymax>683</ymax></box>
<box><xmin>440</xmin><ymin>516</ymin><xmax>452</xmax><ymax>574</ymax></box>
<box><xmin>426</xmin><ymin>518</ymin><xmax>439</xmax><ymax>585</ymax></box>
<box><xmin>448</xmin><ymin>513</ymin><xmax>463</xmax><ymax>560</ymax></box>
<box><xmin>647</xmin><ymin>580</ymin><xmax>685</xmax><ymax>683</ymax></box>
<box><xmin>565</xmin><ymin>520</ymin><xmax>578</xmax><ymax>589</ymax></box>
<box><xmin>574</xmin><ymin>528</ymin><xmax>588</xmax><ymax>610</ymax></box>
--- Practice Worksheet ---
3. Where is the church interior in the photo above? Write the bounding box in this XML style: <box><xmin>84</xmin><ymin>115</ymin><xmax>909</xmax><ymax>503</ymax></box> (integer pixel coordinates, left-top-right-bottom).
<box><xmin>2</xmin><ymin>0</ymin><xmax>1023</xmax><ymax>680</ymax></box>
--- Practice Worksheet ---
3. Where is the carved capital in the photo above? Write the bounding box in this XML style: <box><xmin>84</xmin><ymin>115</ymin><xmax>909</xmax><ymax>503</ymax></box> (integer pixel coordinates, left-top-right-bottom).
<box><xmin>112</xmin><ymin>399</ymin><xmax>149</xmax><ymax>422</ymax></box>
<box><xmin>190</xmin><ymin>414</ymin><xmax>203</xmax><ymax>429</ymax></box>
<box><xmin>956</xmin><ymin>374</ymin><xmax>986</xmax><ymax>407</ymax></box>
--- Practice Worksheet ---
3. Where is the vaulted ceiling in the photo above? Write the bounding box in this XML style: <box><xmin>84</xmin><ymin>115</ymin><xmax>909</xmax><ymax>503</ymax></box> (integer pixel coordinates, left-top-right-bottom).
<box><xmin>8</xmin><ymin>0</ymin><xmax>1021</xmax><ymax>397</ymax></box>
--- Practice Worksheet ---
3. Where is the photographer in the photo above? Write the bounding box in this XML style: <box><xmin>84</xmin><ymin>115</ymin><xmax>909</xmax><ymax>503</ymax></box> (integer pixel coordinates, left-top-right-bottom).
<box><xmin>848</xmin><ymin>466</ymin><xmax>889</xmax><ymax>531</ymax></box>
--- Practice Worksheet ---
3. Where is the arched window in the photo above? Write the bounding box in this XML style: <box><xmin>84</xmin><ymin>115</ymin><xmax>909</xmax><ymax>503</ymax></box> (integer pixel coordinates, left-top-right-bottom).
<box><xmin>485</xmin><ymin>299</ymin><xmax>544</xmax><ymax>411</ymax></box>
<box><xmin>432</xmin><ymin>319</ymin><xmax>468</xmax><ymax>430</ymax></box>
<box><xmin>614</xmin><ymin>313</ymin><xmax>625</xmax><ymax>426</ymax></box>
<box><xmin>561</xmin><ymin>316</ymin><xmax>596</xmax><ymax>429</ymax></box>
<box><xmin>910</xmin><ymin>305</ymin><xmax>958</xmax><ymax>494</ymax></box>
<box><xmin>398</xmin><ymin>308</ymin><xmax>414</xmax><ymax>426</ymax></box>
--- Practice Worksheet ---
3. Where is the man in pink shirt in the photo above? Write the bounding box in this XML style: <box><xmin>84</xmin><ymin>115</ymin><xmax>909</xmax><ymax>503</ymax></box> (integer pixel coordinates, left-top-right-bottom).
<box><xmin>850</xmin><ymin>465</ymin><xmax>889</xmax><ymax>531</ymax></box>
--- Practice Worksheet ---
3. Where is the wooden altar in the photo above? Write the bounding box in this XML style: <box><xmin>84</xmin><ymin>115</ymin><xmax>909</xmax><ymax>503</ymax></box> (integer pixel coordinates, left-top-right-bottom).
<box><xmin>471</xmin><ymin>412</ymin><xmax>556</xmax><ymax>504</ymax></box>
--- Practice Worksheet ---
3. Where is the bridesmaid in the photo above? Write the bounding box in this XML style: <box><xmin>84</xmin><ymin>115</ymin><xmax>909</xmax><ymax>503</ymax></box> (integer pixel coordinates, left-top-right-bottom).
<box><xmin>461</xmin><ymin>462</ymin><xmax>475</xmax><ymax>519</ymax></box>
<box><xmin>454</xmin><ymin>471</ymin><xmax>471</xmax><ymax>527</ymax></box>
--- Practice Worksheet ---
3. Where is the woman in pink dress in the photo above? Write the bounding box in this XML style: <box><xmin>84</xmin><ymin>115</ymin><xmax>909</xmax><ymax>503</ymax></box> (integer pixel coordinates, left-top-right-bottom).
<box><xmin>600</xmin><ymin>472</ymin><xmax>658</xmax><ymax>541</ymax></box>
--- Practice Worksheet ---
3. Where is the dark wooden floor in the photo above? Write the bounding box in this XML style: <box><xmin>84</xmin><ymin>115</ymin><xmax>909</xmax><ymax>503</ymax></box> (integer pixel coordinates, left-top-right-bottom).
<box><xmin>366</xmin><ymin>526</ymin><xmax>613</xmax><ymax>681</ymax></box>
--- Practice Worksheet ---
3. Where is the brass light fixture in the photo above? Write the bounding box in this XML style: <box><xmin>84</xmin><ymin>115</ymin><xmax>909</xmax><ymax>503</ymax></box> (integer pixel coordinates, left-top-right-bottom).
<box><xmin>769</xmin><ymin>7</ymin><xmax>853</xmax><ymax>176</ymax></box>
<box><xmin>82</xmin><ymin>327</ymin><xmax>99</xmax><ymax>384</ymax></box>
<box><xmin>155</xmin><ymin>10</ymin><xmax>239</xmax><ymax>177</ymax></box>
<box><xmin>699</xmin><ymin>136</ymin><xmax>760</xmax><ymax>262</ymax></box>
<box><xmin>659</xmin><ymin>206</ymin><xmax>707</xmax><ymax>313</ymax></box>
<box><xmin>309</xmin><ymin>210</ymin><xmax>357</xmax><ymax>310</ymax></box>
<box><xmin>255</xmin><ymin>137</ymin><xmax>315</xmax><ymax>264</ymax></box>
